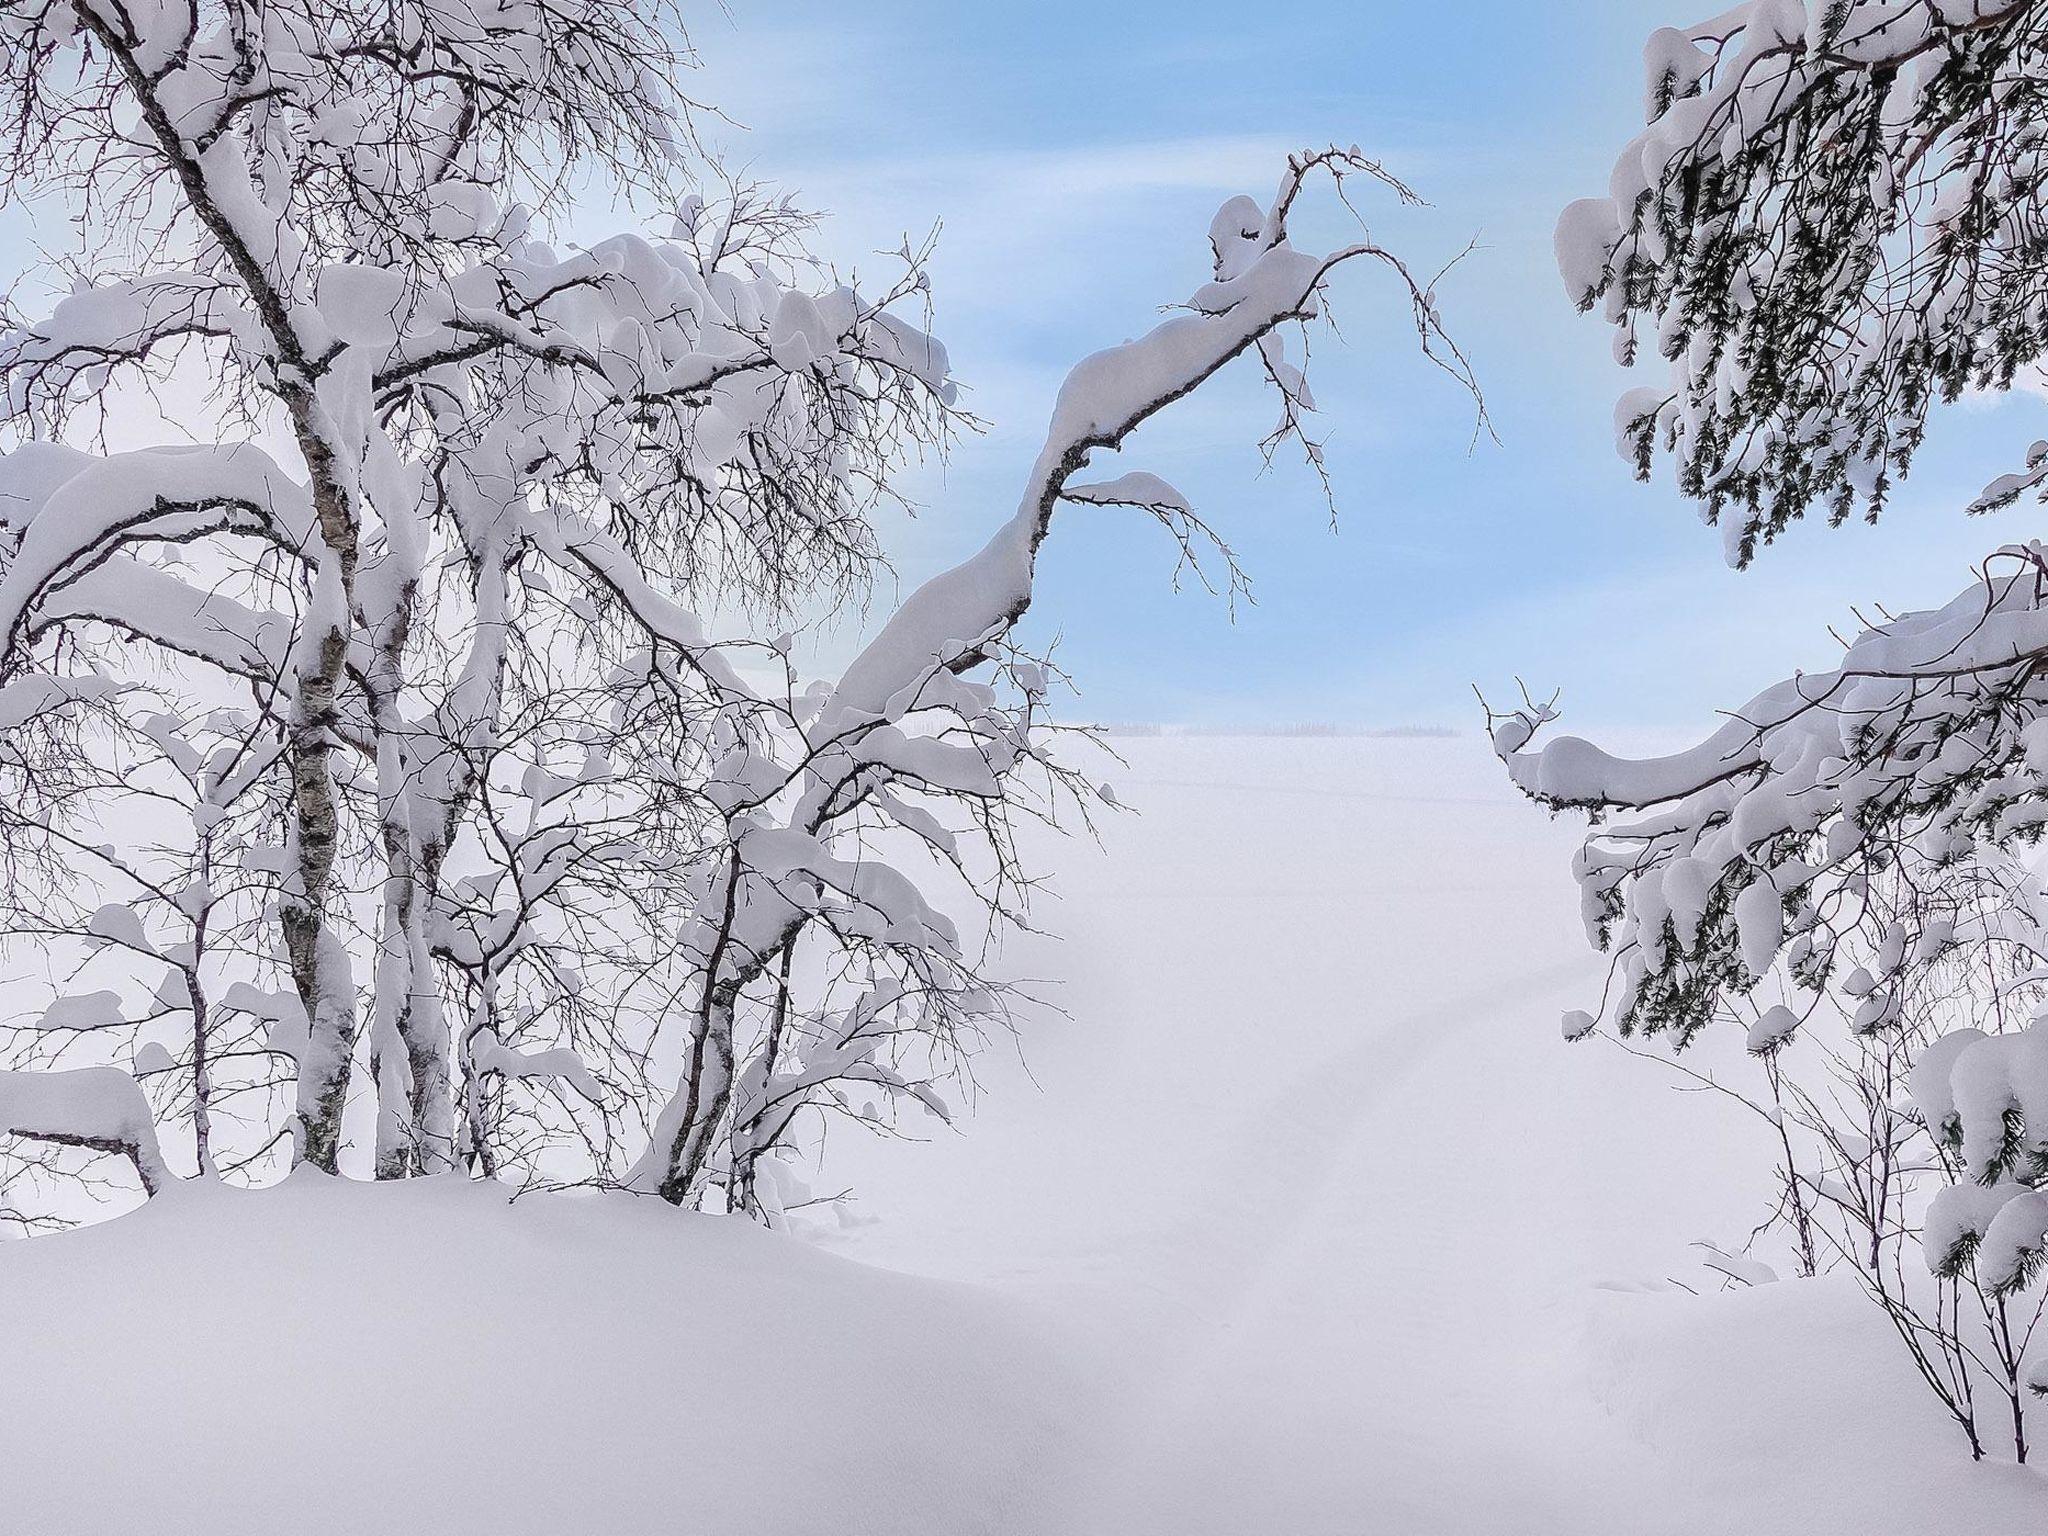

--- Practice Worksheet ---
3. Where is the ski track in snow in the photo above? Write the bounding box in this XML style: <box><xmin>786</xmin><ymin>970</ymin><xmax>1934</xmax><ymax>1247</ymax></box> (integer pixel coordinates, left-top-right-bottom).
<box><xmin>823</xmin><ymin>735</ymin><xmax>2048</xmax><ymax>1534</ymax></box>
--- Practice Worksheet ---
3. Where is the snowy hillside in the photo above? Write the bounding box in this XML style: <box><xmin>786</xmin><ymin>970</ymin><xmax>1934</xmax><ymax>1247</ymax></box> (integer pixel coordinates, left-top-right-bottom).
<box><xmin>6</xmin><ymin>736</ymin><xmax>2043</xmax><ymax>1534</ymax></box>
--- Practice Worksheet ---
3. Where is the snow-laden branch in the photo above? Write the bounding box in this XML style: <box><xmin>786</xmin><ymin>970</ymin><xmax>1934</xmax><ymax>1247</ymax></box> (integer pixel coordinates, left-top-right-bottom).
<box><xmin>469</xmin><ymin>1028</ymin><xmax>602</xmax><ymax>1104</ymax></box>
<box><xmin>819</xmin><ymin>153</ymin><xmax>1467</xmax><ymax>722</ymax></box>
<box><xmin>1493</xmin><ymin>541</ymin><xmax>2048</xmax><ymax>1040</ymax></box>
<box><xmin>629</xmin><ymin>148</ymin><xmax>1484</xmax><ymax>1205</ymax></box>
<box><xmin>0</xmin><ymin>442</ymin><xmax>314</xmax><ymax>652</ymax></box>
<box><xmin>1558</xmin><ymin>0</ymin><xmax>2047</xmax><ymax>556</ymax></box>
<box><xmin>0</xmin><ymin>1066</ymin><xmax>173</xmax><ymax>1194</ymax></box>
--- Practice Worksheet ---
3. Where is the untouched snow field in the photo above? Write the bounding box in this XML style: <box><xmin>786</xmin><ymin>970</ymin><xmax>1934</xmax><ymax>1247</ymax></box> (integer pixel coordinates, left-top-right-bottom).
<box><xmin>5</xmin><ymin>736</ymin><xmax>2045</xmax><ymax>1533</ymax></box>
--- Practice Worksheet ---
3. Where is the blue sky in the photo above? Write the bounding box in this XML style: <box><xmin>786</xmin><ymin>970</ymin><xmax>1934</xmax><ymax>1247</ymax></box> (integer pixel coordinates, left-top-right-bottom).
<box><xmin>5</xmin><ymin>2</ymin><xmax>2041</xmax><ymax>737</ymax></box>
<box><xmin>686</xmin><ymin>0</ymin><xmax>2048</xmax><ymax>734</ymax></box>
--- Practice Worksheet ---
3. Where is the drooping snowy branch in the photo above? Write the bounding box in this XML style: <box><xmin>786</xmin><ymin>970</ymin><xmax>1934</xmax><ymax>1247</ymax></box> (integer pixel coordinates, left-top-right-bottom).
<box><xmin>627</xmin><ymin>148</ymin><xmax>1484</xmax><ymax>1208</ymax></box>
<box><xmin>1494</xmin><ymin>544</ymin><xmax>2048</xmax><ymax>1040</ymax></box>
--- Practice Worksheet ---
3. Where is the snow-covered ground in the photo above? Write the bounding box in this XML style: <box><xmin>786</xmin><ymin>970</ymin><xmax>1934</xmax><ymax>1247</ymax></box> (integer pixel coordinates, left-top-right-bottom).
<box><xmin>6</xmin><ymin>736</ymin><xmax>2043</xmax><ymax>1533</ymax></box>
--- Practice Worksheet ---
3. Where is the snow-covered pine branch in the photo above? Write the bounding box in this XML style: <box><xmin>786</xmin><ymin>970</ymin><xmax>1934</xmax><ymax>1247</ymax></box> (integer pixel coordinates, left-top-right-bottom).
<box><xmin>1559</xmin><ymin>0</ymin><xmax>2048</xmax><ymax>562</ymax></box>
<box><xmin>1495</xmin><ymin>544</ymin><xmax>2048</xmax><ymax>1039</ymax></box>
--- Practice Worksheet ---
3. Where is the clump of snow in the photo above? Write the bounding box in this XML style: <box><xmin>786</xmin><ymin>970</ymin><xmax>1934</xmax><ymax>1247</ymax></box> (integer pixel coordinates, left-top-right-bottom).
<box><xmin>1745</xmin><ymin>1003</ymin><xmax>1801</xmax><ymax>1056</ymax></box>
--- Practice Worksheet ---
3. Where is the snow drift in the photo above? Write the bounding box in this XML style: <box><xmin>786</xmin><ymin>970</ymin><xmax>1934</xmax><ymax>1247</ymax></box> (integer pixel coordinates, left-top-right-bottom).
<box><xmin>0</xmin><ymin>1173</ymin><xmax>1086</xmax><ymax>1535</ymax></box>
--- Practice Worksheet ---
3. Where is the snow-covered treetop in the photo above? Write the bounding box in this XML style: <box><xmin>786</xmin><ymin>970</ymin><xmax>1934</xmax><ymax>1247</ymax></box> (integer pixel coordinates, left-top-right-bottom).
<box><xmin>0</xmin><ymin>0</ymin><xmax>953</xmax><ymax>617</ymax></box>
<box><xmin>1560</xmin><ymin>0</ymin><xmax>2047</xmax><ymax>562</ymax></box>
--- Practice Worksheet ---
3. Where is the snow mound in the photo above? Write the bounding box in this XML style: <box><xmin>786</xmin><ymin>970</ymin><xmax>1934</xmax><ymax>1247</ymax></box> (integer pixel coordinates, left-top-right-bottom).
<box><xmin>1588</xmin><ymin>1276</ymin><xmax>2046</xmax><ymax>1534</ymax></box>
<box><xmin>0</xmin><ymin>1173</ymin><xmax>1085</xmax><ymax>1536</ymax></box>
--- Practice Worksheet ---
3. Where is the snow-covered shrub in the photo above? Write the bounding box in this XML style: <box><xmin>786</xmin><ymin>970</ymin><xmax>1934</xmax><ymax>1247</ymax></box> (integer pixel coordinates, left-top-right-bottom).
<box><xmin>0</xmin><ymin>0</ymin><xmax>1480</xmax><ymax>1217</ymax></box>
<box><xmin>1602</xmin><ymin>856</ymin><xmax>2048</xmax><ymax>1461</ymax></box>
